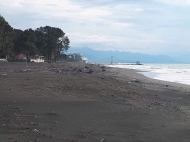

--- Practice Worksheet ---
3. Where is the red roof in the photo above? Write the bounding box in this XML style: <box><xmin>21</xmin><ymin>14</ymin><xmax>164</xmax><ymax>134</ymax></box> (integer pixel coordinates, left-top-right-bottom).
<box><xmin>15</xmin><ymin>54</ymin><xmax>26</xmax><ymax>59</ymax></box>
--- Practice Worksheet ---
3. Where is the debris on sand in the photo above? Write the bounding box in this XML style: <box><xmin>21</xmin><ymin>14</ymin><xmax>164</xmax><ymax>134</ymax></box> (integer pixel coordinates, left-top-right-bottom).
<box><xmin>101</xmin><ymin>139</ymin><xmax>107</xmax><ymax>141</ymax></box>
<box><xmin>0</xmin><ymin>73</ymin><xmax>7</xmax><ymax>76</ymax></box>
<box><xmin>45</xmin><ymin>111</ymin><xmax>60</xmax><ymax>116</ymax></box>
<box><xmin>84</xmin><ymin>66</ymin><xmax>89</xmax><ymax>69</ymax></box>
<box><xmin>57</xmin><ymin>69</ymin><xmax>61</xmax><ymax>73</ymax></box>
<box><xmin>1</xmin><ymin>124</ymin><xmax>6</xmax><ymax>127</ymax></box>
<box><xmin>77</xmin><ymin>69</ymin><xmax>82</xmax><ymax>72</ymax></box>
<box><xmin>130</xmin><ymin>79</ymin><xmax>141</xmax><ymax>83</ymax></box>
<box><xmin>86</xmin><ymin>69</ymin><xmax>93</xmax><ymax>74</ymax></box>
<box><xmin>33</xmin><ymin>129</ymin><xmax>40</xmax><ymax>133</ymax></box>
<box><xmin>20</xmin><ymin>69</ymin><xmax>31</xmax><ymax>72</ymax></box>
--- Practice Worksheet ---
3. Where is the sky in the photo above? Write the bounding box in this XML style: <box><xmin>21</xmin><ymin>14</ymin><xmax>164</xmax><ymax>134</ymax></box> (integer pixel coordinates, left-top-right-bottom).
<box><xmin>0</xmin><ymin>0</ymin><xmax>190</xmax><ymax>56</ymax></box>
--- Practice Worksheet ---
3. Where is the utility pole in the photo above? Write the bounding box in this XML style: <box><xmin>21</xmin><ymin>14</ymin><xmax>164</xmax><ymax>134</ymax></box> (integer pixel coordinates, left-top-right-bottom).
<box><xmin>111</xmin><ymin>56</ymin><xmax>113</xmax><ymax>64</ymax></box>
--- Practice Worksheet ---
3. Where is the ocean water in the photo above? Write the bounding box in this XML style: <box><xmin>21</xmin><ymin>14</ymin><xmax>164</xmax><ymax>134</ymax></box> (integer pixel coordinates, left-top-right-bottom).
<box><xmin>107</xmin><ymin>64</ymin><xmax>190</xmax><ymax>86</ymax></box>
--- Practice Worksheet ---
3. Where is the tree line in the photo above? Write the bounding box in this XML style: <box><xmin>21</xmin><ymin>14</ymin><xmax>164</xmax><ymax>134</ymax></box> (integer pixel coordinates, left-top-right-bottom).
<box><xmin>0</xmin><ymin>15</ymin><xmax>70</xmax><ymax>61</ymax></box>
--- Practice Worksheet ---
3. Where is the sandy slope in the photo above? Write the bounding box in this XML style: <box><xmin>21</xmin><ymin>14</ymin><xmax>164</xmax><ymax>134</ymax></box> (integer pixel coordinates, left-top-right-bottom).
<box><xmin>0</xmin><ymin>61</ymin><xmax>190</xmax><ymax>142</ymax></box>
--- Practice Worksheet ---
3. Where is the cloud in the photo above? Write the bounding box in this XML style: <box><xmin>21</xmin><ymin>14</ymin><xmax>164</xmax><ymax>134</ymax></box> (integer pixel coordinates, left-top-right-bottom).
<box><xmin>0</xmin><ymin>0</ymin><xmax>190</xmax><ymax>55</ymax></box>
<box><xmin>156</xmin><ymin>0</ymin><xmax>190</xmax><ymax>6</ymax></box>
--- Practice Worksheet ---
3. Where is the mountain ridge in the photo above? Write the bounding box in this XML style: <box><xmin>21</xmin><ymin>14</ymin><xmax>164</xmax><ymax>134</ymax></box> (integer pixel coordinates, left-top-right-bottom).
<box><xmin>68</xmin><ymin>47</ymin><xmax>187</xmax><ymax>64</ymax></box>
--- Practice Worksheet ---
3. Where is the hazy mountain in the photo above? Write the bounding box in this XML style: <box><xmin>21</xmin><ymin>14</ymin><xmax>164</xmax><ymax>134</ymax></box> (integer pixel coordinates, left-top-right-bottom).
<box><xmin>171</xmin><ymin>52</ymin><xmax>190</xmax><ymax>63</ymax></box>
<box><xmin>67</xmin><ymin>47</ymin><xmax>187</xmax><ymax>64</ymax></box>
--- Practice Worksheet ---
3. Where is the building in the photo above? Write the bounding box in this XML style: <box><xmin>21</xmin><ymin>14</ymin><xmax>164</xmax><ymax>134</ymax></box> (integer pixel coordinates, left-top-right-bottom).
<box><xmin>15</xmin><ymin>54</ymin><xmax>26</xmax><ymax>60</ymax></box>
<box><xmin>30</xmin><ymin>55</ymin><xmax>44</xmax><ymax>62</ymax></box>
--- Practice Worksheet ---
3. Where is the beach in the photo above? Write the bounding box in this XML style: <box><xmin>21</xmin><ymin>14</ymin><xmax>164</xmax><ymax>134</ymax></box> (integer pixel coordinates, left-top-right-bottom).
<box><xmin>1</xmin><ymin>61</ymin><xmax>190</xmax><ymax>142</ymax></box>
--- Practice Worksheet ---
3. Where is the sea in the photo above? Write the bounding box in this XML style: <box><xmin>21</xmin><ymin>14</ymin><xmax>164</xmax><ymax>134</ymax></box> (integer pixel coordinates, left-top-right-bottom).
<box><xmin>107</xmin><ymin>63</ymin><xmax>190</xmax><ymax>86</ymax></box>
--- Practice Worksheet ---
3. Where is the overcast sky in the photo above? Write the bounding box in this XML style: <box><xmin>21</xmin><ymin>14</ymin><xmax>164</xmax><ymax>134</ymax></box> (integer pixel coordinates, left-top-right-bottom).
<box><xmin>1</xmin><ymin>0</ymin><xmax>190</xmax><ymax>56</ymax></box>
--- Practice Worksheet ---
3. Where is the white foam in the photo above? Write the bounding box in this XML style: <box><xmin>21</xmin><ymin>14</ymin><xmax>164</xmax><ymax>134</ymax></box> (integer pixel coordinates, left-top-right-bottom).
<box><xmin>107</xmin><ymin>64</ymin><xmax>190</xmax><ymax>85</ymax></box>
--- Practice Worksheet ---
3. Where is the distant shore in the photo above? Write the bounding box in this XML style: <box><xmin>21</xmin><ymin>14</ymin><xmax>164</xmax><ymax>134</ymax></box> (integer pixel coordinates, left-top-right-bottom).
<box><xmin>1</xmin><ymin>61</ymin><xmax>190</xmax><ymax>142</ymax></box>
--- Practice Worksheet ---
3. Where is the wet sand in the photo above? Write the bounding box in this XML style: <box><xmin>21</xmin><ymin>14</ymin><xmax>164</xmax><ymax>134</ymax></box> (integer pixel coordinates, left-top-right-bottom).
<box><xmin>0</xmin><ymin>61</ymin><xmax>190</xmax><ymax>142</ymax></box>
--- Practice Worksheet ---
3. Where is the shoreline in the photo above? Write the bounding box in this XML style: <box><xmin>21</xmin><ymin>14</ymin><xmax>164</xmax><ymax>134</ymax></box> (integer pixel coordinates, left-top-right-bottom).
<box><xmin>1</xmin><ymin>62</ymin><xmax>190</xmax><ymax>141</ymax></box>
<box><xmin>106</xmin><ymin>63</ymin><xmax>190</xmax><ymax>90</ymax></box>
<box><xmin>139</xmin><ymin>70</ymin><xmax>190</xmax><ymax>89</ymax></box>
<box><xmin>106</xmin><ymin>65</ymin><xmax>190</xmax><ymax>92</ymax></box>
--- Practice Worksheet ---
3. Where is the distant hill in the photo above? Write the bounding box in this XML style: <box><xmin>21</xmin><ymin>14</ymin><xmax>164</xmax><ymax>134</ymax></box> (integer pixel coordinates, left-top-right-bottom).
<box><xmin>173</xmin><ymin>52</ymin><xmax>190</xmax><ymax>63</ymax></box>
<box><xmin>67</xmin><ymin>47</ymin><xmax>186</xmax><ymax>64</ymax></box>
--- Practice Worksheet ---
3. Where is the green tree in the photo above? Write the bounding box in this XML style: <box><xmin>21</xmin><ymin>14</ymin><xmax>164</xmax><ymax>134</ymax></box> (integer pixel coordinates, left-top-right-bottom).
<box><xmin>0</xmin><ymin>15</ymin><xmax>70</xmax><ymax>61</ymax></box>
<box><xmin>13</xmin><ymin>29</ymin><xmax>24</xmax><ymax>54</ymax></box>
<box><xmin>58</xmin><ymin>36</ymin><xmax>70</xmax><ymax>53</ymax></box>
<box><xmin>35</xmin><ymin>28</ymin><xmax>48</xmax><ymax>56</ymax></box>
<box><xmin>13</xmin><ymin>28</ymin><xmax>38</xmax><ymax>57</ymax></box>
<box><xmin>23</xmin><ymin>29</ymin><xmax>37</xmax><ymax>57</ymax></box>
<box><xmin>35</xmin><ymin>26</ymin><xmax>70</xmax><ymax>61</ymax></box>
<box><xmin>0</xmin><ymin>15</ymin><xmax>14</xmax><ymax>58</ymax></box>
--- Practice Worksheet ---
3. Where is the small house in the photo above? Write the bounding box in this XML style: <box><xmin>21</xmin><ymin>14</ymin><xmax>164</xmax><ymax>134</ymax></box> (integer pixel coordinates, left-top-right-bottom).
<box><xmin>30</xmin><ymin>55</ymin><xmax>44</xmax><ymax>63</ymax></box>
<box><xmin>15</xmin><ymin>54</ymin><xmax>26</xmax><ymax>60</ymax></box>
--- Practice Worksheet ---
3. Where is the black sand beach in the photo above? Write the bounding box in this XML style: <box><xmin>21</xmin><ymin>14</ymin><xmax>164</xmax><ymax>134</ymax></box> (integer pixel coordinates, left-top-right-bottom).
<box><xmin>1</xmin><ymin>62</ymin><xmax>190</xmax><ymax>142</ymax></box>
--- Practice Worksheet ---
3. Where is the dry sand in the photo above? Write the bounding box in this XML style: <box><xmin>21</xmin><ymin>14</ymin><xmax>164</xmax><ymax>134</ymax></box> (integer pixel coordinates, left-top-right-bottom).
<box><xmin>0</xmin><ymin>61</ymin><xmax>190</xmax><ymax>142</ymax></box>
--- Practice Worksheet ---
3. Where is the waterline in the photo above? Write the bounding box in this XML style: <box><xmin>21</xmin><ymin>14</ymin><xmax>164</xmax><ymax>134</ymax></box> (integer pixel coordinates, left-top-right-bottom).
<box><xmin>107</xmin><ymin>64</ymin><xmax>190</xmax><ymax>85</ymax></box>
